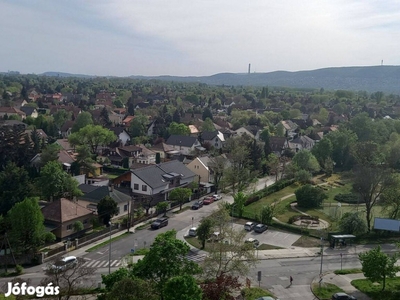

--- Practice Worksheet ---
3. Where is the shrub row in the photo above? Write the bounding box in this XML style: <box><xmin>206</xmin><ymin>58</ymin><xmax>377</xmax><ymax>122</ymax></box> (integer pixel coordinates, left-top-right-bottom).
<box><xmin>245</xmin><ymin>179</ymin><xmax>295</xmax><ymax>206</ymax></box>
<box><xmin>334</xmin><ymin>193</ymin><xmax>362</xmax><ymax>204</ymax></box>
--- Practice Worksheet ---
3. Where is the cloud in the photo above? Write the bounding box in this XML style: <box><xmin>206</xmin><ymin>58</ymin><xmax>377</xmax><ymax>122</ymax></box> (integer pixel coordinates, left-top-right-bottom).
<box><xmin>0</xmin><ymin>0</ymin><xmax>399</xmax><ymax>76</ymax></box>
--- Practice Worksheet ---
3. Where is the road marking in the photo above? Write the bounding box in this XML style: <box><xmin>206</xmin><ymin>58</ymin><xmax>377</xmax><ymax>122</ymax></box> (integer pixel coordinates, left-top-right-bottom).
<box><xmin>91</xmin><ymin>261</ymin><xmax>102</xmax><ymax>268</ymax></box>
<box><xmin>110</xmin><ymin>260</ymin><xmax>119</xmax><ymax>267</ymax></box>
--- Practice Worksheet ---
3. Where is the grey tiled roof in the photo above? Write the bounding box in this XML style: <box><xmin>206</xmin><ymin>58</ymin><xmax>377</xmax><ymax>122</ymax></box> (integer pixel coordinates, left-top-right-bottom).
<box><xmin>166</xmin><ymin>135</ymin><xmax>198</xmax><ymax>147</ymax></box>
<box><xmin>131</xmin><ymin>160</ymin><xmax>196</xmax><ymax>189</ymax></box>
<box><xmin>79</xmin><ymin>186</ymin><xmax>131</xmax><ymax>204</ymax></box>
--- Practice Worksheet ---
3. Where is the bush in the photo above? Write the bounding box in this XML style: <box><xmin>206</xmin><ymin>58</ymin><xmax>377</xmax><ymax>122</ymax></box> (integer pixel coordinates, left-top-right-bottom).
<box><xmin>15</xmin><ymin>265</ymin><xmax>23</xmax><ymax>275</ymax></box>
<box><xmin>295</xmin><ymin>184</ymin><xmax>327</xmax><ymax>208</ymax></box>
<box><xmin>334</xmin><ymin>193</ymin><xmax>362</xmax><ymax>204</ymax></box>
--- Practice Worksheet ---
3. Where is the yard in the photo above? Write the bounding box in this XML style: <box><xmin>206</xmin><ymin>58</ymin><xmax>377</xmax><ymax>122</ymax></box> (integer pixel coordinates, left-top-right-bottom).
<box><xmin>352</xmin><ymin>277</ymin><xmax>400</xmax><ymax>300</ymax></box>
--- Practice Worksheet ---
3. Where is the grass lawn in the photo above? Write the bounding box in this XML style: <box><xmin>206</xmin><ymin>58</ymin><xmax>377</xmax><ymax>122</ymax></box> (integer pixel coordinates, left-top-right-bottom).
<box><xmin>352</xmin><ymin>277</ymin><xmax>400</xmax><ymax>300</ymax></box>
<box><xmin>242</xmin><ymin>184</ymin><xmax>298</xmax><ymax>219</ymax></box>
<box><xmin>173</xmin><ymin>206</ymin><xmax>191</xmax><ymax>214</ymax></box>
<box><xmin>312</xmin><ymin>282</ymin><xmax>344</xmax><ymax>300</ymax></box>
<box><xmin>334</xmin><ymin>268</ymin><xmax>362</xmax><ymax>275</ymax></box>
<box><xmin>257</xmin><ymin>244</ymin><xmax>284</xmax><ymax>250</ymax></box>
<box><xmin>321</xmin><ymin>182</ymin><xmax>353</xmax><ymax>204</ymax></box>
<box><xmin>241</xmin><ymin>287</ymin><xmax>275</xmax><ymax>299</ymax></box>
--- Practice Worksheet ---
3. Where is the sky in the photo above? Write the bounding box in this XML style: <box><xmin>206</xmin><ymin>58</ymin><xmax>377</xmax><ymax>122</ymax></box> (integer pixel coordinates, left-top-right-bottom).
<box><xmin>1</xmin><ymin>0</ymin><xmax>400</xmax><ymax>77</ymax></box>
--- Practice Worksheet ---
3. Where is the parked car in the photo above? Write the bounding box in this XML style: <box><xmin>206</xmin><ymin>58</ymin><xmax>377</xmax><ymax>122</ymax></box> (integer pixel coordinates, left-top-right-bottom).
<box><xmin>245</xmin><ymin>238</ymin><xmax>260</xmax><ymax>248</ymax></box>
<box><xmin>49</xmin><ymin>256</ymin><xmax>78</xmax><ymax>273</ymax></box>
<box><xmin>244</xmin><ymin>221</ymin><xmax>255</xmax><ymax>231</ymax></box>
<box><xmin>212</xmin><ymin>194</ymin><xmax>222</xmax><ymax>200</ymax></box>
<box><xmin>151</xmin><ymin>217</ymin><xmax>169</xmax><ymax>229</ymax></box>
<box><xmin>191</xmin><ymin>200</ymin><xmax>203</xmax><ymax>210</ymax></box>
<box><xmin>203</xmin><ymin>196</ymin><xmax>214</xmax><ymax>205</ymax></box>
<box><xmin>332</xmin><ymin>292</ymin><xmax>357</xmax><ymax>300</ymax></box>
<box><xmin>254</xmin><ymin>223</ymin><xmax>268</xmax><ymax>233</ymax></box>
<box><xmin>207</xmin><ymin>231</ymin><xmax>222</xmax><ymax>242</ymax></box>
<box><xmin>189</xmin><ymin>227</ymin><xmax>198</xmax><ymax>237</ymax></box>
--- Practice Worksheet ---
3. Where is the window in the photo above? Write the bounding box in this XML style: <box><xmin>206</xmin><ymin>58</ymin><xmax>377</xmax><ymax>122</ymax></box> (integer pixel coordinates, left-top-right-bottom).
<box><xmin>66</xmin><ymin>224</ymin><xmax>72</xmax><ymax>231</ymax></box>
<box><xmin>124</xmin><ymin>204</ymin><xmax>128</xmax><ymax>211</ymax></box>
<box><xmin>83</xmin><ymin>219</ymin><xmax>88</xmax><ymax>224</ymax></box>
<box><xmin>142</xmin><ymin>185</ymin><xmax>147</xmax><ymax>191</ymax></box>
<box><xmin>134</xmin><ymin>183</ymin><xmax>139</xmax><ymax>190</ymax></box>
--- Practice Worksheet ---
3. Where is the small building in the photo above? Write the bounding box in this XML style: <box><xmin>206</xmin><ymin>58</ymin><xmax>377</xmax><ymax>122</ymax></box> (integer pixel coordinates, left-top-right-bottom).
<box><xmin>41</xmin><ymin>198</ymin><xmax>95</xmax><ymax>240</ymax></box>
<box><xmin>165</xmin><ymin>135</ymin><xmax>202</xmax><ymax>156</ymax></box>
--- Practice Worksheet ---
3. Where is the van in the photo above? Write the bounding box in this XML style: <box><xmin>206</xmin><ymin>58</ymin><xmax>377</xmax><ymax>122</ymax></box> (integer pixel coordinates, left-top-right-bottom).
<box><xmin>189</xmin><ymin>227</ymin><xmax>197</xmax><ymax>237</ymax></box>
<box><xmin>50</xmin><ymin>256</ymin><xmax>78</xmax><ymax>272</ymax></box>
<box><xmin>208</xmin><ymin>231</ymin><xmax>222</xmax><ymax>242</ymax></box>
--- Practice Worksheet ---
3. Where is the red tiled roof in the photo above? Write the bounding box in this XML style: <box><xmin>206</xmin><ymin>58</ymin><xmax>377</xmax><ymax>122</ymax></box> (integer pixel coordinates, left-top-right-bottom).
<box><xmin>41</xmin><ymin>198</ymin><xmax>94</xmax><ymax>223</ymax></box>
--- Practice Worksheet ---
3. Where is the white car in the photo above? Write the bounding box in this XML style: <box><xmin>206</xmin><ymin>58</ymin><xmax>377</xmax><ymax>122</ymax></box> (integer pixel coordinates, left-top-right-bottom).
<box><xmin>212</xmin><ymin>194</ymin><xmax>222</xmax><ymax>200</ymax></box>
<box><xmin>49</xmin><ymin>256</ymin><xmax>78</xmax><ymax>272</ymax></box>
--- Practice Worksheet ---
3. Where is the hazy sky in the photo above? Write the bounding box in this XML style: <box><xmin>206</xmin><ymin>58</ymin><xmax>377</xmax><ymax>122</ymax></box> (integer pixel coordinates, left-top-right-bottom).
<box><xmin>1</xmin><ymin>0</ymin><xmax>399</xmax><ymax>76</ymax></box>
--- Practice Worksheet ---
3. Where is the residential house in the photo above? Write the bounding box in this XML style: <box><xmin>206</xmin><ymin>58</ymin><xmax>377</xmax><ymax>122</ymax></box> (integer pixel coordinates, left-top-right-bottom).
<box><xmin>78</xmin><ymin>185</ymin><xmax>131</xmax><ymax>218</ymax></box>
<box><xmin>235</xmin><ymin>126</ymin><xmax>262</xmax><ymax>140</ymax></box>
<box><xmin>135</xmin><ymin>102</ymin><xmax>151</xmax><ymax>109</ymax></box>
<box><xmin>105</xmin><ymin>145</ymin><xmax>142</xmax><ymax>167</ymax></box>
<box><xmin>20</xmin><ymin>106</ymin><xmax>38</xmax><ymax>118</ymax></box>
<box><xmin>30</xmin><ymin>149</ymin><xmax>76</xmax><ymax>172</ymax></box>
<box><xmin>49</xmin><ymin>105</ymin><xmax>81</xmax><ymax>120</ymax></box>
<box><xmin>0</xmin><ymin>107</ymin><xmax>26</xmax><ymax>119</ymax></box>
<box><xmin>13</xmin><ymin>99</ymin><xmax>28</xmax><ymax>109</ymax></box>
<box><xmin>105</xmin><ymin>126</ymin><xmax>131</xmax><ymax>146</ymax></box>
<box><xmin>24</xmin><ymin>129</ymin><xmax>48</xmax><ymax>144</ymax></box>
<box><xmin>28</xmin><ymin>90</ymin><xmax>41</xmax><ymax>102</ymax></box>
<box><xmin>0</xmin><ymin>120</ymin><xmax>27</xmax><ymax>129</ymax></box>
<box><xmin>130</xmin><ymin>160</ymin><xmax>196</xmax><ymax>205</ymax></box>
<box><xmin>269</xmin><ymin>136</ymin><xmax>290</xmax><ymax>157</ymax></box>
<box><xmin>165</xmin><ymin>135</ymin><xmax>202</xmax><ymax>156</ymax></box>
<box><xmin>186</xmin><ymin>156</ymin><xmax>213</xmax><ymax>183</ymax></box>
<box><xmin>109</xmin><ymin>111</ymin><xmax>124</xmax><ymax>126</ymax></box>
<box><xmin>148</xmin><ymin>142</ymin><xmax>175</xmax><ymax>161</ymax></box>
<box><xmin>122</xmin><ymin>116</ymin><xmax>135</xmax><ymax>127</ymax></box>
<box><xmin>56</xmin><ymin>139</ymin><xmax>74</xmax><ymax>151</ymax></box>
<box><xmin>136</xmin><ymin>144</ymin><xmax>156</xmax><ymax>165</ymax></box>
<box><xmin>96</xmin><ymin>91</ymin><xmax>116</xmax><ymax>102</ymax></box>
<box><xmin>41</xmin><ymin>198</ymin><xmax>95</xmax><ymax>240</ymax></box>
<box><xmin>146</xmin><ymin>120</ymin><xmax>157</xmax><ymax>136</ymax></box>
<box><xmin>60</xmin><ymin>120</ymin><xmax>75</xmax><ymax>138</ymax></box>
<box><xmin>280</xmin><ymin>120</ymin><xmax>298</xmax><ymax>139</ymax></box>
<box><xmin>189</xmin><ymin>125</ymin><xmax>200</xmax><ymax>137</ymax></box>
<box><xmin>289</xmin><ymin>135</ymin><xmax>315</xmax><ymax>152</ymax></box>
<box><xmin>200</xmin><ymin>130</ymin><xmax>225</xmax><ymax>149</ymax></box>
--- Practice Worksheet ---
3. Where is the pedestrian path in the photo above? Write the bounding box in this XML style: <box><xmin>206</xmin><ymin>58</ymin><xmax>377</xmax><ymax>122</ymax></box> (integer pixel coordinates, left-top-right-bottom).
<box><xmin>186</xmin><ymin>252</ymin><xmax>206</xmax><ymax>263</ymax></box>
<box><xmin>81</xmin><ymin>258</ymin><xmax>122</xmax><ymax>268</ymax></box>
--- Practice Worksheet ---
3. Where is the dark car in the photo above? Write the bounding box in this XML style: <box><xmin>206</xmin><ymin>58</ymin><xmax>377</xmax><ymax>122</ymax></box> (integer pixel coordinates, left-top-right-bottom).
<box><xmin>254</xmin><ymin>224</ymin><xmax>268</xmax><ymax>233</ymax></box>
<box><xmin>191</xmin><ymin>200</ymin><xmax>204</xmax><ymax>210</ymax></box>
<box><xmin>151</xmin><ymin>217</ymin><xmax>168</xmax><ymax>229</ymax></box>
<box><xmin>203</xmin><ymin>196</ymin><xmax>214</xmax><ymax>205</ymax></box>
<box><xmin>332</xmin><ymin>292</ymin><xmax>357</xmax><ymax>300</ymax></box>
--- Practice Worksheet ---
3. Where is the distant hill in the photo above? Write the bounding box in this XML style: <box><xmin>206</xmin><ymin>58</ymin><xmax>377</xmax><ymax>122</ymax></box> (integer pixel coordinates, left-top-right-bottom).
<box><xmin>35</xmin><ymin>65</ymin><xmax>400</xmax><ymax>94</ymax></box>
<box><xmin>130</xmin><ymin>66</ymin><xmax>400</xmax><ymax>94</ymax></box>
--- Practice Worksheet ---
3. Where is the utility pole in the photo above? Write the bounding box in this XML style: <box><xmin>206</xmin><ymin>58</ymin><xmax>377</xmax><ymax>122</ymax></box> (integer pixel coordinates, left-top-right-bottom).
<box><xmin>319</xmin><ymin>237</ymin><xmax>324</xmax><ymax>288</ymax></box>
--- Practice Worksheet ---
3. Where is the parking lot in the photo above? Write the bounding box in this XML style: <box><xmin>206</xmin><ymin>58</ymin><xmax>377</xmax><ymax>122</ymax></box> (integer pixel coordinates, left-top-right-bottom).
<box><xmin>233</xmin><ymin>223</ymin><xmax>302</xmax><ymax>248</ymax></box>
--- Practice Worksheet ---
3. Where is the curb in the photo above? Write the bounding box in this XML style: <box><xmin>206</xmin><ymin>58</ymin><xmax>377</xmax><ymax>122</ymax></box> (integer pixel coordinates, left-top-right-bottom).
<box><xmin>310</xmin><ymin>271</ymin><xmax>330</xmax><ymax>300</ymax></box>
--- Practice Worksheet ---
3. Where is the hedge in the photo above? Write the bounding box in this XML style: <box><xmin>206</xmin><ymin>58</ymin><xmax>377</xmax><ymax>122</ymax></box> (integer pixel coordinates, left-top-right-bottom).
<box><xmin>245</xmin><ymin>178</ymin><xmax>295</xmax><ymax>206</ymax></box>
<box><xmin>334</xmin><ymin>193</ymin><xmax>362</xmax><ymax>204</ymax></box>
<box><xmin>102</xmin><ymin>166</ymin><xmax>130</xmax><ymax>174</ymax></box>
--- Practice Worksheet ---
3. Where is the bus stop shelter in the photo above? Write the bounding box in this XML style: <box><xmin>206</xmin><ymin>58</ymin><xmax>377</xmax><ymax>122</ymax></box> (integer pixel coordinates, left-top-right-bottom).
<box><xmin>330</xmin><ymin>234</ymin><xmax>356</xmax><ymax>249</ymax></box>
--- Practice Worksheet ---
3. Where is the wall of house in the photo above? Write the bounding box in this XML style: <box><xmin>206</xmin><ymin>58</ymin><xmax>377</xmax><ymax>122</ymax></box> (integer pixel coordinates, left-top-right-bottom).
<box><xmin>187</xmin><ymin>159</ymin><xmax>210</xmax><ymax>183</ymax></box>
<box><xmin>130</xmin><ymin>174</ymin><xmax>153</xmax><ymax>195</ymax></box>
<box><xmin>57</xmin><ymin>215</ymin><xmax>93</xmax><ymax>240</ymax></box>
<box><xmin>119</xmin><ymin>132</ymin><xmax>130</xmax><ymax>146</ymax></box>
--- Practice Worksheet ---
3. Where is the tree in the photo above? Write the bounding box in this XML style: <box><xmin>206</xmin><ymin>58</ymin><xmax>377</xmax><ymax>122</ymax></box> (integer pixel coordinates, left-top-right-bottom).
<box><xmin>359</xmin><ymin>246</ymin><xmax>399</xmax><ymax>291</ymax></box>
<box><xmin>156</xmin><ymin>201</ymin><xmax>169</xmax><ymax>216</ymax></box>
<box><xmin>75</xmin><ymin>144</ymin><xmax>96</xmax><ymax>176</ymax></box>
<box><xmin>40</xmin><ymin>143</ymin><xmax>60</xmax><ymax>167</ymax></box>
<box><xmin>208</xmin><ymin>156</ymin><xmax>226</xmax><ymax>193</ymax></box>
<box><xmin>295</xmin><ymin>185</ymin><xmax>327</xmax><ymax>208</ymax></box>
<box><xmin>53</xmin><ymin>109</ymin><xmax>71</xmax><ymax>130</ymax></box>
<box><xmin>68</xmin><ymin>125</ymin><xmax>116</xmax><ymax>155</ymax></box>
<box><xmin>202</xmin><ymin>204</ymin><xmax>257</xmax><ymax>279</ymax></box>
<box><xmin>202</xmin><ymin>107</ymin><xmax>213</xmax><ymax>121</ymax></box>
<box><xmin>202</xmin><ymin>118</ymin><xmax>215</xmax><ymax>132</ymax></box>
<box><xmin>292</xmin><ymin>150</ymin><xmax>320</xmax><ymax>174</ymax></box>
<box><xmin>339</xmin><ymin>212</ymin><xmax>367</xmax><ymax>235</ymax></box>
<box><xmin>258</xmin><ymin>204</ymin><xmax>276</xmax><ymax>225</ymax></box>
<box><xmin>8</xmin><ymin>197</ymin><xmax>55</xmax><ymax>254</ymax></box>
<box><xmin>36</xmin><ymin>161</ymin><xmax>83</xmax><ymax>201</ymax></box>
<box><xmin>130</xmin><ymin>230</ymin><xmax>201</xmax><ymax>298</ymax></box>
<box><xmin>101</xmin><ymin>267</ymin><xmax>130</xmax><ymax>290</ymax></box>
<box><xmin>156</xmin><ymin>152</ymin><xmax>161</xmax><ymax>164</ymax></box>
<box><xmin>325</xmin><ymin>129</ymin><xmax>357</xmax><ymax>169</ymax></box>
<box><xmin>73</xmin><ymin>221</ymin><xmax>84</xmax><ymax>233</ymax></box>
<box><xmin>71</xmin><ymin>111</ymin><xmax>93</xmax><ymax>133</ymax></box>
<box><xmin>100</xmin><ymin>107</ymin><xmax>111</xmax><ymax>126</ymax></box>
<box><xmin>201</xmin><ymin>274</ymin><xmax>242</xmax><ymax>300</ymax></box>
<box><xmin>0</xmin><ymin>163</ymin><xmax>32</xmax><ymax>216</ymax></box>
<box><xmin>260</xmin><ymin>129</ymin><xmax>272</xmax><ymax>158</ymax></box>
<box><xmin>295</xmin><ymin>169</ymin><xmax>312</xmax><ymax>184</ymax></box>
<box><xmin>129</xmin><ymin>114</ymin><xmax>148</xmax><ymax>138</ymax></box>
<box><xmin>168</xmin><ymin>122</ymin><xmax>190</xmax><ymax>136</ymax></box>
<box><xmin>197</xmin><ymin>217</ymin><xmax>214</xmax><ymax>249</ymax></box>
<box><xmin>168</xmin><ymin>188</ymin><xmax>192</xmax><ymax>210</ymax></box>
<box><xmin>101</xmin><ymin>277</ymin><xmax>158</xmax><ymax>300</ymax></box>
<box><xmin>233</xmin><ymin>192</ymin><xmax>246</xmax><ymax>218</ymax></box>
<box><xmin>381</xmin><ymin>174</ymin><xmax>400</xmax><ymax>219</ymax></box>
<box><xmin>266</xmin><ymin>153</ymin><xmax>280</xmax><ymax>181</ymax></box>
<box><xmin>311</xmin><ymin>138</ymin><xmax>333</xmax><ymax>167</ymax></box>
<box><xmin>164</xmin><ymin>275</ymin><xmax>202</xmax><ymax>300</ymax></box>
<box><xmin>42</xmin><ymin>258</ymin><xmax>96</xmax><ymax>300</ymax></box>
<box><xmin>172</xmin><ymin>109</ymin><xmax>181</xmax><ymax>123</ymax></box>
<box><xmin>97</xmin><ymin>196</ymin><xmax>118</xmax><ymax>225</ymax></box>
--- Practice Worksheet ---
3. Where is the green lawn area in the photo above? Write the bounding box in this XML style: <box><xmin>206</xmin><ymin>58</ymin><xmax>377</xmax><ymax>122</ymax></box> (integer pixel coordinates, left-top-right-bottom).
<box><xmin>320</xmin><ymin>182</ymin><xmax>353</xmax><ymax>203</ymax></box>
<box><xmin>241</xmin><ymin>287</ymin><xmax>275</xmax><ymax>299</ymax></box>
<box><xmin>243</xmin><ymin>184</ymin><xmax>298</xmax><ymax>220</ymax></box>
<box><xmin>312</xmin><ymin>282</ymin><xmax>344</xmax><ymax>300</ymax></box>
<box><xmin>352</xmin><ymin>277</ymin><xmax>400</xmax><ymax>300</ymax></box>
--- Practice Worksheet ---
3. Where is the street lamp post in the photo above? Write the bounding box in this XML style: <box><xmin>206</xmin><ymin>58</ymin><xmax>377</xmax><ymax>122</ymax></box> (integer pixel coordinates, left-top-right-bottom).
<box><xmin>108</xmin><ymin>222</ymin><xmax>112</xmax><ymax>274</ymax></box>
<box><xmin>231</xmin><ymin>204</ymin><xmax>236</xmax><ymax>229</ymax></box>
<box><xmin>319</xmin><ymin>237</ymin><xmax>324</xmax><ymax>287</ymax></box>
<box><xmin>192</xmin><ymin>217</ymin><xmax>194</xmax><ymax>228</ymax></box>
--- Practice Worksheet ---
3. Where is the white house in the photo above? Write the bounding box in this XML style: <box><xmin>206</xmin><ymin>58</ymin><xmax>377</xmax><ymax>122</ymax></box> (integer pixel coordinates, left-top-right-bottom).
<box><xmin>201</xmin><ymin>130</ymin><xmax>225</xmax><ymax>149</ymax></box>
<box><xmin>165</xmin><ymin>135</ymin><xmax>202</xmax><ymax>156</ymax></box>
<box><xmin>106</xmin><ymin>127</ymin><xmax>131</xmax><ymax>146</ymax></box>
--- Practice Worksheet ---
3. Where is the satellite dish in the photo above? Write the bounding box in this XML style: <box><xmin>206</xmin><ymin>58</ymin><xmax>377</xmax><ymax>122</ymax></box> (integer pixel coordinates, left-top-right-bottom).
<box><xmin>338</xmin><ymin>202</ymin><xmax>342</xmax><ymax>207</ymax></box>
